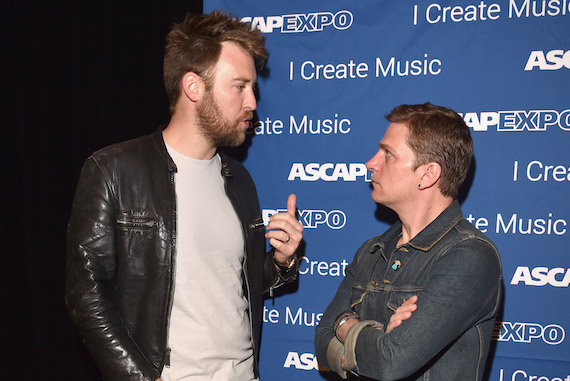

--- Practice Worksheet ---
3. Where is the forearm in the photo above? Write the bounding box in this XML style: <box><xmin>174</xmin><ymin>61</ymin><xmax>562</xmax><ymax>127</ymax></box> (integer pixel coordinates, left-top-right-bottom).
<box><xmin>314</xmin><ymin>276</ymin><xmax>355</xmax><ymax>374</ymax></box>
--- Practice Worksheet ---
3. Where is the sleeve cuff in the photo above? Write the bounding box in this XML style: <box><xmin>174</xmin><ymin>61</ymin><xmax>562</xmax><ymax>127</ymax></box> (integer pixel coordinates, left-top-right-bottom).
<box><xmin>326</xmin><ymin>337</ymin><xmax>348</xmax><ymax>379</ymax></box>
<box><xmin>343</xmin><ymin>320</ymin><xmax>384</xmax><ymax>371</ymax></box>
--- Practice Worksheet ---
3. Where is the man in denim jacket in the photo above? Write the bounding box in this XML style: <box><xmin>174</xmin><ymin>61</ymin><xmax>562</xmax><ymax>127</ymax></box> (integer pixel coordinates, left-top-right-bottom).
<box><xmin>315</xmin><ymin>103</ymin><xmax>502</xmax><ymax>380</ymax></box>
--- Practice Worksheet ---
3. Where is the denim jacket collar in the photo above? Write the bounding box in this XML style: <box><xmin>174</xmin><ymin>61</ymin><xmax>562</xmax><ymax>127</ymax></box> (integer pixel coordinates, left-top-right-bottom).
<box><xmin>373</xmin><ymin>200</ymin><xmax>463</xmax><ymax>254</ymax></box>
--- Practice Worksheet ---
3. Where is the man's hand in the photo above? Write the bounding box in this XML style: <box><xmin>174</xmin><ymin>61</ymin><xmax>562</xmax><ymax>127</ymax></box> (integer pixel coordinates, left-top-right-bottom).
<box><xmin>266</xmin><ymin>194</ymin><xmax>304</xmax><ymax>266</ymax></box>
<box><xmin>386</xmin><ymin>295</ymin><xmax>418</xmax><ymax>333</ymax></box>
<box><xmin>338</xmin><ymin>297</ymin><xmax>417</xmax><ymax>371</ymax></box>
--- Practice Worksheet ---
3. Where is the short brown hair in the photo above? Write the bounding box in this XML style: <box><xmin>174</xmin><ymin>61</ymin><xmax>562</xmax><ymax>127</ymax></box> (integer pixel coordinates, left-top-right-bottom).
<box><xmin>386</xmin><ymin>103</ymin><xmax>473</xmax><ymax>199</ymax></box>
<box><xmin>163</xmin><ymin>10</ymin><xmax>268</xmax><ymax>113</ymax></box>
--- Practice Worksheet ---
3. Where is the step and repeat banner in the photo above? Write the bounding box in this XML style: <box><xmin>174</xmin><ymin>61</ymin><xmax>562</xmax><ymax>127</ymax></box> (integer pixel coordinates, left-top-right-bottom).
<box><xmin>204</xmin><ymin>1</ymin><xmax>569</xmax><ymax>380</ymax></box>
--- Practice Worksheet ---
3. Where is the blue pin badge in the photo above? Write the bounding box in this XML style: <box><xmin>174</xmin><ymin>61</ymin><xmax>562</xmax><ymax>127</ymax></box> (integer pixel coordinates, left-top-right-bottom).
<box><xmin>392</xmin><ymin>260</ymin><xmax>401</xmax><ymax>271</ymax></box>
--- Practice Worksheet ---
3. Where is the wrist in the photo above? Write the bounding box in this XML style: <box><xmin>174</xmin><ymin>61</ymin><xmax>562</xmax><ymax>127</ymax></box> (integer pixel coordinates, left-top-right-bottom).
<box><xmin>333</xmin><ymin>311</ymin><xmax>359</xmax><ymax>342</ymax></box>
<box><xmin>274</xmin><ymin>253</ymin><xmax>297</xmax><ymax>270</ymax></box>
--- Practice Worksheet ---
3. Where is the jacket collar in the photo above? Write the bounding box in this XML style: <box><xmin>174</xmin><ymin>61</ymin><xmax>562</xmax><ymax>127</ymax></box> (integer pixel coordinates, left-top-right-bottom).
<box><xmin>373</xmin><ymin>200</ymin><xmax>463</xmax><ymax>253</ymax></box>
<box><xmin>154</xmin><ymin>126</ymin><xmax>177</xmax><ymax>173</ymax></box>
<box><xmin>407</xmin><ymin>200</ymin><xmax>463</xmax><ymax>252</ymax></box>
<box><xmin>153</xmin><ymin>126</ymin><xmax>234</xmax><ymax>178</ymax></box>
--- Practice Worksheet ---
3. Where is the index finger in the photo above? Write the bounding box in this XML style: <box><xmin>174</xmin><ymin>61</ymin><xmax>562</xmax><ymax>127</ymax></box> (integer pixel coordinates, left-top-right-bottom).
<box><xmin>287</xmin><ymin>194</ymin><xmax>297</xmax><ymax>216</ymax></box>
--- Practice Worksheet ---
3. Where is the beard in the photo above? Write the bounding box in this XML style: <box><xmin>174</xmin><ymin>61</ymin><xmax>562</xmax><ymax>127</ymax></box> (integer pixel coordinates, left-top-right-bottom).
<box><xmin>196</xmin><ymin>90</ymin><xmax>253</xmax><ymax>148</ymax></box>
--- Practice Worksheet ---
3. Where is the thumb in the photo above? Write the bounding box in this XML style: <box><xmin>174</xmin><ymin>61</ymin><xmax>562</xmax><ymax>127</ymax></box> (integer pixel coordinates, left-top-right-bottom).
<box><xmin>287</xmin><ymin>194</ymin><xmax>297</xmax><ymax>216</ymax></box>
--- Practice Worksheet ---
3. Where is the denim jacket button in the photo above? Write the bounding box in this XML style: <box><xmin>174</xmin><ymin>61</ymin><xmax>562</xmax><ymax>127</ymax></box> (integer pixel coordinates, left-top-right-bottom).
<box><xmin>371</xmin><ymin>280</ymin><xmax>379</xmax><ymax>287</ymax></box>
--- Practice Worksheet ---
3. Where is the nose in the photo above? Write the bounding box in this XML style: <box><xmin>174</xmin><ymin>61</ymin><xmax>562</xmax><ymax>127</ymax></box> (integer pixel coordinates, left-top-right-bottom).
<box><xmin>244</xmin><ymin>88</ymin><xmax>257</xmax><ymax>111</ymax></box>
<box><xmin>366</xmin><ymin>150</ymin><xmax>381</xmax><ymax>172</ymax></box>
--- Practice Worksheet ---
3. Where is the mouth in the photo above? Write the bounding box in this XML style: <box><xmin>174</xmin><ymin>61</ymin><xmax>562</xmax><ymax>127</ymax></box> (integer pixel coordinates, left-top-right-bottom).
<box><xmin>239</xmin><ymin>112</ymin><xmax>254</xmax><ymax>129</ymax></box>
<box><xmin>239</xmin><ymin>120</ymin><xmax>251</xmax><ymax>130</ymax></box>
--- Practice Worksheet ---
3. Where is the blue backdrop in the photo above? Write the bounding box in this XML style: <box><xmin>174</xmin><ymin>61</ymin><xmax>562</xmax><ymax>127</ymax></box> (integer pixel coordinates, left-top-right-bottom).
<box><xmin>204</xmin><ymin>1</ymin><xmax>569</xmax><ymax>380</ymax></box>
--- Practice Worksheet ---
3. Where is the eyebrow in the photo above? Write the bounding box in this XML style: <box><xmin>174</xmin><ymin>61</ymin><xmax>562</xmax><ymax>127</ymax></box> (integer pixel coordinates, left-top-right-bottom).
<box><xmin>232</xmin><ymin>77</ymin><xmax>256</xmax><ymax>84</ymax></box>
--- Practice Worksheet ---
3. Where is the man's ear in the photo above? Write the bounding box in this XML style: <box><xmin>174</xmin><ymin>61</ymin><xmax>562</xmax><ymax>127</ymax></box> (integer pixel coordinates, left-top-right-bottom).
<box><xmin>418</xmin><ymin>162</ymin><xmax>442</xmax><ymax>190</ymax></box>
<box><xmin>181</xmin><ymin>72</ymin><xmax>204</xmax><ymax>102</ymax></box>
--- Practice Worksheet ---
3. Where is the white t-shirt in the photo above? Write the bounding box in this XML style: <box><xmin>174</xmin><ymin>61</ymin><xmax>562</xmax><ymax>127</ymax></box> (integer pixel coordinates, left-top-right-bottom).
<box><xmin>161</xmin><ymin>145</ymin><xmax>255</xmax><ymax>381</ymax></box>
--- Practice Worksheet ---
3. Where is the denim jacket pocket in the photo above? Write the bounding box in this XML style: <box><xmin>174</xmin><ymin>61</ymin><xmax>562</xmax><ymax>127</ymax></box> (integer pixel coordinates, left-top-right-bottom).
<box><xmin>387</xmin><ymin>288</ymin><xmax>422</xmax><ymax>313</ymax></box>
<box><xmin>350</xmin><ymin>281</ymin><xmax>383</xmax><ymax>320</ymax></box>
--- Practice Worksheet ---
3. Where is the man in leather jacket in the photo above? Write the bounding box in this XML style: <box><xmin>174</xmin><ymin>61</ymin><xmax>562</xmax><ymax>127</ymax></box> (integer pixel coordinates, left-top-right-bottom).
<box><xmin>65</xmin><ymin>11</ymin><xmax>304</xmax><ymax>381</ymax></box>
<box><xmin>315</xmin><ymin>103</ymin><xmax>502</xmax><ymax>380</ymax></box>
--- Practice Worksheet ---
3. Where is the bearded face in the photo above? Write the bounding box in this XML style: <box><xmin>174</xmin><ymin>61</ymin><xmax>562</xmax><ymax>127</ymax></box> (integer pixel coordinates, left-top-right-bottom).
<box><xmin>197</xmin><ymin>89</ymin><xmax>253</xmax><ymax>148</ymax></box>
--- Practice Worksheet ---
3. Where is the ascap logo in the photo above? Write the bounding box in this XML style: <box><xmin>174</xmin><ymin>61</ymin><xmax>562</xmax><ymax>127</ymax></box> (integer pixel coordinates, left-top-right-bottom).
<box><xmin>241</xmin><ymin>10</ymin><xmax>353</xmax><ymax>33</ymax></box>
<box><xmin>525</xmin><ymin>50</ymin><xmax>570</xmax><ymax>71</ymax></box>
<box><xmin>283</xmin><ymin>352</ymin><xmax>319</xmax><ymax>370</ymax></box>
<box><xmin>459</xmin><ymin>109</ymin><xmax>570</xmax><ymax>131</ymax></box>
<box><xmin>288</xmin><ymin>163</ymin><xmax>371</xmax><ymax>182</ymax></box>
<box><xmin>263</xmin><ymin>209</ymin><xmax>346</xmax><ymax>229</ymax></box>
<box><xmin>494</xmin><ymin>321</ymin><xmax>565</xmax><ymax>345</ymax></box>
<box><xmin>511</xmin><ymin>266</ymin><xmax>570</xmax><ymax>287</ymax></box>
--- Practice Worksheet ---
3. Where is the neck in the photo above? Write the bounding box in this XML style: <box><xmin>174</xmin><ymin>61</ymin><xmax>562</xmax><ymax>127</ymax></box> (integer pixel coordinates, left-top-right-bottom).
<box><xmin>396</xmin><ymin>196</ymin><xmax>453</xmax><ymax>245</ymax></box>
<box><xmin>162</xmin><ymin>112</ymin><xmax>216</xmax><ymax>160</ymax></box>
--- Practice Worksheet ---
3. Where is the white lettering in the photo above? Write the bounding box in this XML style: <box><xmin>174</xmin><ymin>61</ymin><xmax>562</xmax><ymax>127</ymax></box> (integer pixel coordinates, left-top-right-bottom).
<box><xmin>288</xmin><ymin>163</ymin><xmax>370</xmax><ymax>182</ymax></box>
<box><xmin>511</xmin><ymin>266</ymin><xmax>570</xmax><ymax>287</ymax></box>
<box><xmin>285</xmin><ymin>307</ymin><xmax>323</xmax><ymax>327</ymax></box>
<box><xmin>242</xmin><ymin>11</ymin><xmax>353</xmax><ymax>34</ymax></box>
<box><xmin>263</xmin><ymin>209</ymin><xmax>347</xmax><ymax>230</ymax></box>
<box><xmin>298</xmin><ymin>256</ymin><xmax>350</xmax><ymax>277</ymax></box>
<box><xmin>510</xmin><ymin>0</ymin><xmax>570</xmax><ymax>18</ymax></box>
<box><xmin>376</xmin><ymin>55</ymin><xmax>442</xmax><ymax>77</ymax></box>
<box><xmin>263</xmin><ymin>306</ymin><xmax>280</xmax><ymax>323</ymax></box>
<box><xmin>526</xmin><ymin>160</ymin><xmax>570</xmax><ymax>182</ymax></box>
<box><xmin>499</xmin><ymin>368</ymin><xmax>570</xmax><ymax>381</ymax></box>
<box><xmin>495</xmin><ymin>321</ymin><xmax>566</xmax><ymax>344</ymax></box>
<box><xmin>283</xmin><ymin>352</ymin><xmax>319</xmax><ymax>370</ymax></box>
<box><xmin>290</xmin><ymin>114</ymin><xmax>351</xmax><ymax>134</ymax></box>
<box><xmin>496</xmin><ymin>213</ymin><xmax>567</xmax><ymax>235</ymax></box>
<box><xmin>525</xmin><ymin>50</ymin><xmax>570</xmax><ymax>71</ymax></box>
<box><xmin>425</xmin><ymin>2</ymin><xmax>501</xmax><ymax>24</ymax></box>
<box><xmin>466</xmin><ymin>213</ymin><xmax>490</xmax><ymax>232</ymax></box>
<box><xmin>460</xmin><ymin>109</ymin><xmax>569</xmax><ymax>132</ymax></box>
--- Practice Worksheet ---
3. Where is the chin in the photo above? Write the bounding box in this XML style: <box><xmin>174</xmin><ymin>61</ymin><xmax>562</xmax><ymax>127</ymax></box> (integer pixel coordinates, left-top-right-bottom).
<box><xmin>228</xmin><ymin>134</ymin><xmax>246</xmax><ymax>147</ymax></box>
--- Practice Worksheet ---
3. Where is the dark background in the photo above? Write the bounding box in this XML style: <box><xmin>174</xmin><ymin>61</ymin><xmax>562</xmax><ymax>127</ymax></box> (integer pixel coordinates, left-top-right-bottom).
<box><xmin>5</xmin><ymin>1</ymin><xmax>204</xmax><ymax>379</ymax></box>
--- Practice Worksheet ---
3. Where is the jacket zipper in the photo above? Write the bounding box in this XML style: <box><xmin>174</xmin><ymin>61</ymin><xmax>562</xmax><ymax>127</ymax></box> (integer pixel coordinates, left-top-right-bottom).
<box><xmin>116</xmin><ymin>219</ymin><xmax>158</xmax><ymax>228</ymax></box>
<box><xmin>163</xmin><ymin>170</ymin><xmax>177</xmax><ymax>368</ymax></box>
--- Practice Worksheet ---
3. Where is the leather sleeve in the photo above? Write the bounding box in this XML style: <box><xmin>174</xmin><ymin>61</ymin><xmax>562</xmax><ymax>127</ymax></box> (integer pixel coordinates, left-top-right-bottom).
<box><xmin>65</xmin><ymin>156</ymin><xmax>160</xmax><ymax>381</ymax></box>
<box><xmin>263</xmin><ymin>248</ymin><xmax>299</xmax><ymax>294</ymax></box>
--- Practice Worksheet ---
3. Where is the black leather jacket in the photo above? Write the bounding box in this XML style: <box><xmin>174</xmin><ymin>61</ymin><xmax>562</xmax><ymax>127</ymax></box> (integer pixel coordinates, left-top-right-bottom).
<box><xmin>65</xmin><ymin>128</ymin><xmax>297</xmax><ymax>380</ymax></box>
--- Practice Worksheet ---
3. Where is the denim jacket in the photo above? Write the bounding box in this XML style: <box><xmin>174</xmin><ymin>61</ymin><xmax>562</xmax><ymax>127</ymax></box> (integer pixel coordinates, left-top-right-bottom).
<box><xmin>315</xmin><ymin>201</ymin><xmax>502</xmax><ymax>380</ymax></box>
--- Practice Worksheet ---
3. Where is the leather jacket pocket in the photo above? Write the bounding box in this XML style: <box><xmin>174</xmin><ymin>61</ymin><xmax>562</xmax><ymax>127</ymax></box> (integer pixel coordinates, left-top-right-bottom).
<box><xmin>116</xmin><ymin>211</ymin><xmax>159</xmax><ymax>277</ymax></box>
<box><xmin>117</xmin><ymin>212</ymin><xmax>158</xmax><ymax>229</ymax></box>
